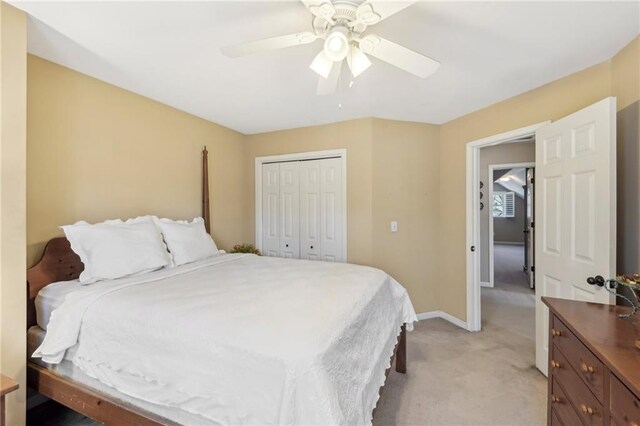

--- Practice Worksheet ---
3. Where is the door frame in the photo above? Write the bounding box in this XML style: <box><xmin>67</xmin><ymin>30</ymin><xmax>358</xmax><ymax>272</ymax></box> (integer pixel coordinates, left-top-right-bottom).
<box><xmin>486</xmin><ymin>161</ymin><xmax>536</xmax><ymax>288</ymax></box>
<box><xmin>254</xmin><ymin>149</ymin><xmax>348</xmax><ymax>260</ymax></box>
<box><xmin>466</xmin><ymin>122</ymin><xmax>549</xmax><ymax>332</ymax></box>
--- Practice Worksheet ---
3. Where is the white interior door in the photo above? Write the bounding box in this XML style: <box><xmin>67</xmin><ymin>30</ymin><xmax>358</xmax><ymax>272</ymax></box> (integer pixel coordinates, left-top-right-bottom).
<box><xmin>279</xmin><ymin>161</ymin><xmax>300</xmax><ymax>258</ymax></box>
<box><xmin>300</xmin><ymin>160</ymin><xmax>321</xmax><ymax>260</ymax></box>
<box><xmin>320</xmin><ymin>158</ymin><xmax>344</xmax><ymax>262</ymax></box>
<box><xmin>534</xmin><ymin>97</ymin><xmax>616</xmax><ymax>376</ymax></box>
<box><xmin>262</xmin><ymin>162</ymin><xmax>281</xmax><ymax>257</ymax></box>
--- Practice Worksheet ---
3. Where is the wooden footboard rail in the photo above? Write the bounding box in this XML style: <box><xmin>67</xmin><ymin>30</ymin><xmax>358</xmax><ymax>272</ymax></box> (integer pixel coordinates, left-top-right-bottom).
<box><xmin>27</xmin><ymin>362</ymin><xmax>170</xmax><ymax>426</ymax></box>
<box><xmin>27</xmin><ymin>325</ymin><xmax>407</xmax><ymax>425</ymax></box>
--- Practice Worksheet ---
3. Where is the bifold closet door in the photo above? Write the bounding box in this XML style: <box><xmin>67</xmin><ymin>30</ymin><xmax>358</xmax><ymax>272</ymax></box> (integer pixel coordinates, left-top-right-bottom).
<box><xmin>279</xmin><ymin>161</ymin><xmax>300</xmax><ymax>258</ymax></box>
<box><xmin>261</xmin><ymin>162</ymin><xmax>281</xmax><ymax>257</ymax></box>
<box><xmin>300</xmin><ymin>158</ymin><xmax>344</xmax><ymax>262</ymax></box>
<box><xmin>300</xmin><ymin>160</ymin><xmax>321</xmax><ymax>260</ymax></box>
<box><xmin>319</xmin><ymin>158</ymin><xmax>343</xmax><ymax>262</ymax></box>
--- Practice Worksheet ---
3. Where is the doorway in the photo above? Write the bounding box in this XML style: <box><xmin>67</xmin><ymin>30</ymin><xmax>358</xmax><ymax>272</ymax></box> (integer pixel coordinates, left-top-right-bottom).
<box><xmin>465</xmin><ymin>122</ymin><xmax>549</xmax><ymax>332</ymax></box>
<box><xmin>484</xmin><ymin>162</ymin><xmax>535</xmax><ymax>340</ymax></box>
<box><xmin>487</xmin><ymin>163</ymin><xmax>536</xmax><ymax>290</ymax></box>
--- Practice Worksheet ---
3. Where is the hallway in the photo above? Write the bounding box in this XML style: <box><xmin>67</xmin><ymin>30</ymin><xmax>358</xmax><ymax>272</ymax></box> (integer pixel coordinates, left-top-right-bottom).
<box><xmin>482</xmin><ymin>243</ymin><xmax>535</xmax><ymax>340</ymax></box>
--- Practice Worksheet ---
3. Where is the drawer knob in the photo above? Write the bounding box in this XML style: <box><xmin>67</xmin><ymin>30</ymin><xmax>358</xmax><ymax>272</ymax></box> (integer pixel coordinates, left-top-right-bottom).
<box><xmin>550</xmin><ymin>395</ymin><xmax>560</xmax><ymax>404</ymax></box>
<box><xmin>551</xmin><ymin>328</ymin><xmax>562</xmax><ymax>337</ymax></box>
<box><xmin>580</xmin><ymin>362</ymin><xmax>595</xmax><ymax>374</ymax></box>
<box><xmin>580</xmin><ymin>404</ymin><xmax>594</xmax><ymax>415</ymax></box>
<box><xmin>550</xmin><ymin>360</ymin><xmax>561</xmax><ymax>369</ymax></box>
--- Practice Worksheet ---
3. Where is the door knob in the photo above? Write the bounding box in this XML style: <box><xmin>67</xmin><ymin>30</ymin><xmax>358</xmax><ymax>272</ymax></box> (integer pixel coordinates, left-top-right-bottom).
<box><xmin>310</xmin><ymin>245</ymin><xmax>314</xmax><ymax>249</ymax></box>
<box><xmin>470</xmin><ymin>246</ymin><xmax>475</xmax><ymax>252</ymax></box>
<box><xmin>286</xmin><ymin>244</ymin><xmax>289</xmax><ymax>248</ymax></box>
<box><xmin>586</xmin><ymin>275</ymin><xmax>606</xmax><ymax>287</ymax></box>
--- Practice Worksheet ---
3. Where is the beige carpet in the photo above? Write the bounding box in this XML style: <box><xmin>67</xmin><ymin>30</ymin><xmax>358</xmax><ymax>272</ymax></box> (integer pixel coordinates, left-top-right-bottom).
<box><xmin>374</xmin><ymin>243</ymin><xmax>546</xmax><ymax>425</ymax></box>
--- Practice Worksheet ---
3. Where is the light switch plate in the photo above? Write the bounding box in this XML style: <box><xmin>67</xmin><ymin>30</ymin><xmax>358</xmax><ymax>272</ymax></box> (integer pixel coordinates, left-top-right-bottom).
<box><xmin>391</xmin><ymin>221</ymin><xmax>398</xmax><ymax>233</ymax></box>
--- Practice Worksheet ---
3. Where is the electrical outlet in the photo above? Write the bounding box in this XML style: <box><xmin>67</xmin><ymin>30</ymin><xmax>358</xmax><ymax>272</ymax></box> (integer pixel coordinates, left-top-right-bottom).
<box><xmin>391</xmin><ymin>221</ymin><xmax>398</xmax><ymax>233</ymax></box>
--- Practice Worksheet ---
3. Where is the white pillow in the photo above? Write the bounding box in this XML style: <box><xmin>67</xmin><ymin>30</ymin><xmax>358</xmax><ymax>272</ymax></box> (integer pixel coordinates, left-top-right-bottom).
<box><xmin>154</xmin><ymin>217</ymin><xmax>218</xmax><ymax>266</ymax></box>
<box><xmin>61</xmin><ymin>216</ymin><xmax>172</xmax><ymax>284</ymax></box>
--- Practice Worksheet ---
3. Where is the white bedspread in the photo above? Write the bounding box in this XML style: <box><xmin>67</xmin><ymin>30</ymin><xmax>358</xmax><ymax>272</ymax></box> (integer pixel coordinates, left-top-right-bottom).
<box><xmin>33</xmin><ymin>254</ymin><xmax>417</xmax><ymax>425</ymax></box>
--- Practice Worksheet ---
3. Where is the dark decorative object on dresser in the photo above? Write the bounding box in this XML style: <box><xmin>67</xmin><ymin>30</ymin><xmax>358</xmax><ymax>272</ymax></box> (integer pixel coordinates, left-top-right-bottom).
<box><xmin>543</xmin><ymin>297</ymin><xmax>640</xmax><ymax>426</ymax></box>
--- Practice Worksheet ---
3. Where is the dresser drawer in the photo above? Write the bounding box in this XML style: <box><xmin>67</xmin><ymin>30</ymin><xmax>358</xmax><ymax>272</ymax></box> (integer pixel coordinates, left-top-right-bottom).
<box><xmin>552</xmin><ymin>315</ymin><xmax>605</xmax><ymax>402</ymax></box>
<box><xmin>611</xmin><ymin>374</ymin><xmax>640</xmax><ymax>426</ymax></box>
<box><xmin>551</xmin><ymin>376</ymin><xmax>583</xmax><ymax>426</ymax></box>
<box><xmin>551</xmin><ymin>344</ymin><xmax>603</xmax><ymax>425</ymax></box>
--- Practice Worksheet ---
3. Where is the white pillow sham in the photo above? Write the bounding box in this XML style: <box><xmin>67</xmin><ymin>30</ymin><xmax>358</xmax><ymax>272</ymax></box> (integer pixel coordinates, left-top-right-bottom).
<box><xmin>61</xmin><ymin>216</ymin><xmax>172</xmax><ymax>284</ymax></box>
<box><xmin>154</xmin><ymin>217</ymin><xmax>218</xmax><ymax>266</ymax></box>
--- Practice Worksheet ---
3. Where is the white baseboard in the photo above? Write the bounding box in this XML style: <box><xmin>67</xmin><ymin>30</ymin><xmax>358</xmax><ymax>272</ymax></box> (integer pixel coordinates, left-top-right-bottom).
<box><xmin>416</xmin><ymin>310</ymin><xmax>468</xmax><ymax>330</ymax></box>
<box><xmin>480</xmin><ymin>281</ymin><xmax>493</xmax><ymax>288</ymax></box>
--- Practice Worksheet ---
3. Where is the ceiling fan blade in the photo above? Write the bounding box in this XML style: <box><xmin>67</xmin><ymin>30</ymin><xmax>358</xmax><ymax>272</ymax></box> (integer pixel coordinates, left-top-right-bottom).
<box><xmin>355</xmin><ymin>1</ymin><xmax>415</xmax><ymax>25</ymax></box>
<box><xmin>317</xmin><ymin>60</ymin><xmax>342</xmax><ymax>95</ymax></box>
<box><xmin>358</xmin><ymin>35</ymin><xmax>440</xmax><ymax>78</ymax></box>
<box><xmin>221</xmin><ymin>32</ymin><xmax>318</xmax><ymax>58</ymax></box>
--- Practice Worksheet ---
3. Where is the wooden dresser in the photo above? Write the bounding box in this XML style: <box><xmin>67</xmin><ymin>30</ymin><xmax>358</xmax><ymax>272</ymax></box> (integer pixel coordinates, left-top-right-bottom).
<box><xmin>544</xmin><ymin>297</ymin><xmax>640</xmax><ymax>426</ymax></box>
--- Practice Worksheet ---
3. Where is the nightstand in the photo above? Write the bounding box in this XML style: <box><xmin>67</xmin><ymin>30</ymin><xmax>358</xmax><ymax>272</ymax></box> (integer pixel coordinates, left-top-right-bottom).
<box><xmin>0</xmin><ymin>374</ymin><xmax>19</xmax><ymax>426</ymax></box>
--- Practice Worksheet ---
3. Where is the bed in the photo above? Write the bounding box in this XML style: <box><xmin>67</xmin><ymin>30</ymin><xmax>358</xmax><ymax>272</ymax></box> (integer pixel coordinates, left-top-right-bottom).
<box><xmin>26</xmin><ymin>148</ymin><xmax>417</xmax><ymax>425</ymax></box>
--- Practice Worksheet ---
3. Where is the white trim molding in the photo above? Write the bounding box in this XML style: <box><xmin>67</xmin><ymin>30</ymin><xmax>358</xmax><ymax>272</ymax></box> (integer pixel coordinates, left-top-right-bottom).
<box><xmin>254</xmin><ymin>149</ymin><xmax>348</xmax><ymax>261</ymax></box>
<box><xmin>416</xmin><ymin>311</ymin><xmax>468</xmax><ymax>330</ymax></box>
<box><xmin>466</xmin><ymin>121</ymin><xmax>550</xmax><ymax>332</ymax></box>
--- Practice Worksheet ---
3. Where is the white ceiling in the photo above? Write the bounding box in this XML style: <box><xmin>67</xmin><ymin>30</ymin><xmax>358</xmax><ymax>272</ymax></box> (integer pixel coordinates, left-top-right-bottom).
<box><xmin>11</xmin><ymin>1</ymin><xmax>640</xmax><ymax>134</ymax></box>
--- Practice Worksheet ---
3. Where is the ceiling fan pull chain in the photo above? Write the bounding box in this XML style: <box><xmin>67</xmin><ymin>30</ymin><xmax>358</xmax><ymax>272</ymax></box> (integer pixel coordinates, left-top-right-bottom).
<box><xmin>338</xmin><ymin>65</ymin><xmax>343</xmax><ymax>109</ymax></box>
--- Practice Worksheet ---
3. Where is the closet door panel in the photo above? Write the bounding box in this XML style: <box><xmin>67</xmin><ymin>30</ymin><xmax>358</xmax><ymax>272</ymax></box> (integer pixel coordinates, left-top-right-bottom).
<box><xmin>261</xmin><ymin>163</ymin><xmax>281</xmax><ymax>257</ymax></box>
<box><xmin>320</xmin><ymin>158</ymin><xmax>344</xmax><ymax>262</ymax></box>
<box><xmin>280</xmin><ymin>162</ymin><xmax>300</xmax><ymax>258</ymax></box>
<box><xmin>300</xmin><ymin>160</ymin><xmax>321</xmax><ymax>260</ymax></box>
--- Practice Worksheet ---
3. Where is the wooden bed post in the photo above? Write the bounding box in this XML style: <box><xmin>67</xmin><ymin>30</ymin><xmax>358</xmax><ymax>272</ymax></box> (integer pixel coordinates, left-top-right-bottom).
<box><xmin>395</xmin><ymin>324</ymin><xmax>407</xmax><ymax>374</ymax></box>
<box><xmin>202</xmin><ymin>147</ymin><xmax>211</xmax><ymax>234</ymax></box>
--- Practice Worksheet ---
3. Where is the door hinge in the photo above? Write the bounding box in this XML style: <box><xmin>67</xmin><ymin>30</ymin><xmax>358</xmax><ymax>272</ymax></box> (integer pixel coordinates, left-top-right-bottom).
<box><xmin>531</xmin><ymin>266</ymin><xmax>535</xmax><ymax>272</ymax></box>
<box><xmin>531</xmin><ymin>178</ymin><xmax>534</xmax><ymax>185</ymax></box>
<box><xmin>531</xmin><ymin>222</ymin><xmax>534</xmax><ymax>228</ymax></box>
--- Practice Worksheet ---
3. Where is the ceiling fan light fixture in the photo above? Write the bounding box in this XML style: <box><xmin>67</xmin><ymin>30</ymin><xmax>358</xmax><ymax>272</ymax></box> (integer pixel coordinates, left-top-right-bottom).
<box><xmin>310</xmin><ymin>51</ymin><xmax>333</xmax><ymax>79</ymax></box>
<box><xmin>347</xmin><ymin>46</ymin><xmax>371</xmax><ymax>78</ymax></box>
<box><xmin>323</xmin><ymin>26</ymin><xmax>350</xmax><ymax>62</ymax></box>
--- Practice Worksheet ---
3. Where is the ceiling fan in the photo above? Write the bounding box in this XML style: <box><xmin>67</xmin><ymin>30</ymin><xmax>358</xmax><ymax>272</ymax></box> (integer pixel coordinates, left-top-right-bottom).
<box><xmin>221</xmin><ymin>0</ymin><xmax>440</xmax><ymax>95</ymax></box>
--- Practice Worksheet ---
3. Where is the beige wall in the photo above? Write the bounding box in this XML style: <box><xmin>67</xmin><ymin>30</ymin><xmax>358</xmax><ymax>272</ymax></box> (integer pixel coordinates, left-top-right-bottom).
<box><xmin>612</xmin><ymin>37</ymin><xmax>640</xmax><ymax>111</ymax></box>
<box><xmin>0</xmin><ymin>3</ymin><xmax>27</xmax><ymax>425</ymax></box>
<box><xmin>479</xmin><ymin>142</ymin><xmax>535</xmax><ymax>282</ymax></box>
<box><xmin>439</xmin><ymin>35</ymin><xmax>640</xmax><ymax>321</ymax></box>
<box><xmin>371</xmin><ymin>119</ymin><xmax>440</xmax><ymax>313</ymax></box>
<box><xmin>27</xmin><ymin>56</ymin><xmax>247</xmax><ymax>266</ymax></box>
<box><xmin>245</xmin><ymin>118</ymin><xmax>441</xmax><ymax>313</ymax></box>
<box><xmin>612</xmin><ymin>37</ymin><xmax>640</xmax><ymax>275</ymax></box>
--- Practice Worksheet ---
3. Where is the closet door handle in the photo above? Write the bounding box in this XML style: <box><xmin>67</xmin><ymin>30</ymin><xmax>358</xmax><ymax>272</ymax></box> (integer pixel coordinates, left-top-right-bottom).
<box><xmin>310</xmin><ymin>245</ymin><xmax>314</xmax><ymax>249</ymax></box>
<box><xmin>285</xmin><ymin>244</ymin><xmax>289</xmax><ymax>248</ymax></box>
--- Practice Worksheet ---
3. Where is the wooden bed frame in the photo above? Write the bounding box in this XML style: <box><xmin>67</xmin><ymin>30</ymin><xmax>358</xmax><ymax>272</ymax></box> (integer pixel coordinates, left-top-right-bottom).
<box><xmin>26</xmin><ymin>148</ymin><xmax>407</xmax><ymax>425</ymax></box>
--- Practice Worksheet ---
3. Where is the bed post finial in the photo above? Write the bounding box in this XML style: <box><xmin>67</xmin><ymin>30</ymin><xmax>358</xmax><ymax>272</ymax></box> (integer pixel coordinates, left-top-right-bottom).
<box><xmin>202</xmin><ymin>146</ymin><xmax>211</xmax><ymax>234</ymax></box>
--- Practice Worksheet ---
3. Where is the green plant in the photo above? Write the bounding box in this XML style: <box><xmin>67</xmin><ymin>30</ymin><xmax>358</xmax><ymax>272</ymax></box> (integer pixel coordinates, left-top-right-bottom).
<box><xmin>230</xmin><ymin>243</ymin><xmax>261</xmax><ymax>255</ymax></box>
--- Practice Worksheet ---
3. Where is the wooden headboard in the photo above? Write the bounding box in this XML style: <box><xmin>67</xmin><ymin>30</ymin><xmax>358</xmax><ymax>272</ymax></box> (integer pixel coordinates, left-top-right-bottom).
<box><xmin>27</xmin><ymin>238</ymin><xmax>83</xmax><ymax>328</ymax></box>
<box><xmin>26</xmin><ymin>147</ymin><xmax>211</xmax><ymax>329</ymax></box>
